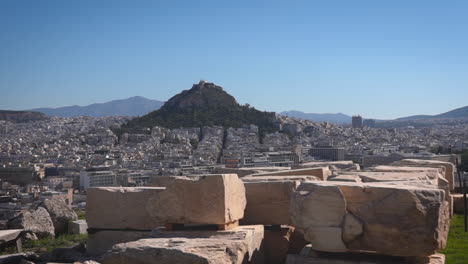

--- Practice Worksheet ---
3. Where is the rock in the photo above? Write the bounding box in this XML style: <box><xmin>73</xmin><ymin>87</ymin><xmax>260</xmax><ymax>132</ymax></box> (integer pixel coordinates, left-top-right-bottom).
<box><xmin>149</xmin><ymin>174</ymin><xmax>246</xmax><ymax>224</ymax></box>
<box><xmin>87</xmin><ymin>230</ymin><xmax>151</xmax><ymax>256</ymax></box>
<box><xmin>290</xmin><ymin>181</ymin><xmax>449</xmax><ymax>256</ymax></box>
<box><xmin>290</xmin><ymin>182</ymin><xmax>348</xmax><ymax>252</ymax></box>
<box><xmin>39</xmin><ymin>243</ymin><xmax>98</xmax><ymax>263</ymax></box>
<box><xmin>452</xmin><ymin>194</ymin><xmax>465</xmax><ymax>214</ymax></box>
<box><xmin>214</xmin><ymin>166</ymin><xmax>290</xmax><ymax>178</ymax></box>
<box><xmin>8</xmin><ymin>207</ymin><xmax>55</xmax><ymax>238</ymax></box>
<box><xmin>406</xmin><ymin>253</ymin><xmax>446</xmax><ymax>264</ymax></box>
<box><xmin>41</xmin><ymin>197</ymin><xmax>78</xmax><ymax>235</ymax></box>
<box><xmin>18</xmin><ymin>260</ymin><xmax>34</xmax><ymax>264</ymax></box>
<box><xmin>250</xmin><ymin>167</ymin><xmax>332</xmax><ymax>180</ymax></box>
<box><xmin>242</xmin><ymin>177</ymin><xmax>304</xmax><ymax>225</ymax></box>
<box><xmin>0</xmin><ymin>252</ymin><xmax>39</xmax><ymax>264</ymax></box>
<box><xmin>68</xmin><ymin>220</ymin><xmax>88</xmax><ymax>235</ymax></box>
<box><xmin>262</xmin><ymin>226</ymin><xmax>309</xmax><ymax>264</ymax></box>
<box><xmin>86</xmin><ymin>187</ymin><xmax>165</xmax><ymax>229</ymax></box>
<box><xmin>328</xmin><ymin>175</ymin><xmax>362</xmax><ymax>183</ymax></box>
<box><xmin>393</xmin><ymin>159</ymin><xmax>455</xmax><ymax>190</ymax></box>
<box><xmin>23</xmin><ymin>232</ymin><xmax>38</xmax><ymax>241</ymax></box>
<box><xmin>343</xmin><ymin>171</ymin><xmax>440</xmax><ymax>183</ymax></box>
<box><xmin>292</xmin><ymin>161</ymin><xmax>359</xmax><ymax>171</ymax></box>
<box><xmin>102</xmin><ymin>225</ymin><xmax>264</xmax><ymax>264</ymax></box>
<box><xmin>286</xmin><ymin>252</ymin><xmax>408</xmax><ymax>264</ymax></box>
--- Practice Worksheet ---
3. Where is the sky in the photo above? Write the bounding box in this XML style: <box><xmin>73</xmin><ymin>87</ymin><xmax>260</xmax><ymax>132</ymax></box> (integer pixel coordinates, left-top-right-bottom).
<box><xmin>1</xmin><ymin>0</ymin><xmax>468</xmax><ymax>119</ymax></box>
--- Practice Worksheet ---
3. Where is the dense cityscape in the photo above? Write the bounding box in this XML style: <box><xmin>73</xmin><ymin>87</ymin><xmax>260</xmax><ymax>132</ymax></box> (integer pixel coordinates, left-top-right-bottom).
<box><xmin>2</xmin><ymin>1</ymin><xmax>468</xmax><ymax>263</ymax></box>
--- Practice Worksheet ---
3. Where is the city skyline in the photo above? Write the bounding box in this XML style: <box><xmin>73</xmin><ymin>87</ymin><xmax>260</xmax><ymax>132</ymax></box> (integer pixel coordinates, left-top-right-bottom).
<box><xmin>1</xmin><ymin>1</ymin><xmax>468</xmax><ymax>119</ymax></box>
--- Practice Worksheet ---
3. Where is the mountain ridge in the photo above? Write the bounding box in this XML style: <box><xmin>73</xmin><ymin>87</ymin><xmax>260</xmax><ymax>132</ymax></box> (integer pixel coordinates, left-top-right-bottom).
<box><xmin>0</xmin><ymin>110</ymin><xmax>48</xmax><ymax>122</ymax></box>
<box><xmin>397</xmin><ymin>105</ymin><xmax>468</xmax><ymax>120</ymax></box>
<box><xmin>120</xmin><ymin>81</ymin><xmax>278</xmax><ymax>134</ymax></box>
<box><xmin>30</xmin><ymin>96</ymin><xmax>164</xmax><ymax>117</ymax></box>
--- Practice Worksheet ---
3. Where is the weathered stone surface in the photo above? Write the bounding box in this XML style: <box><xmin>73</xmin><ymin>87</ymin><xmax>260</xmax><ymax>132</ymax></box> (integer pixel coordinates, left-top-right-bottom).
<box><xmin>262</xmin><ymin>226</ymin><xmax>308</xmax><ymax>264</ymax></box>
<box><xmin>290</xmin><ymin>182</ymin><xmax>449</xmax><ymax>256</ymax></box>
<box><xmin>367</xmin><ymin>165</ymin><xmax>445</xmax><ymax>175</ymax></box>
<box><xmin>102</xmin><ymin>225</ymin><xmax>264</xmax><ymax>264</ymax></box>
<box><xmin>0</xmin><ymin>252</ymin><xmax>39</xmax><ymax>264</ymax></box>
<box><xmin>290</xmin><ymin>248</ymin><xmax>445</xmax><ymax>264</ymax></box>
<box><xmin>406</xmin><ymin>253</ymin><xmax>446</xmax><ymax>264</ymax></box>
<box><xmin>214</xmin><ymin>167</ymin><xmax>290</xmax><ymax>177</ymax></box>
<box><xmin>68</xmin><ymin>219</ymin><xmax>88</xmax><ymax>235</ymax></box>
<box><xmin>343</xmin><ymin>171</ymin><xmax>440</xmax><ymax>183</ymax></box>
<box><xmin>393</xmin><ymin>159</ymin><xmax>455</xmax><ymax>190</ymax></box>
<box><xmin>328</xmin><ymin>175</ymin><xmax>362</xmax><ymax>183</ymax></box>
<box><xmin>41</xmin><ymin>243</ymin><xmax>99</xmax><ymax>263</ymax></box>
<box><xmin>87</xmin><ymin>230</ymin><xmax>151</xmax><ymax>256</ymax></box>
<box><xmin>148</xmin><ymin>174</ymin><xmax>246</xmax><ymax>224</ymax></box>
<box><xmin>41</xmin><ymin>197</ymin><xmax>78</xmax><ymax>235</ymax></box>
<box><xmin>86</xmin><ymin>187</ymin><xmax>165</xmax><ymax>229</ymax></box>
<box><xmin>0</xmin><ymin>229</ymin><xmax>23</xmax><ymax>243</ymax></box>
<box><xmin>242</xmin><ymin>177</ymin><xmax>315</xmax><ymax>225</ymax></box>
<box><xmin>286</xmin><ymin>253</ymin><xmax>405</xmax><ymax>264</ymax></box>
<box><xmin>292</xmin><ymin>161</ymin><xmax>360</xmax><ymax>171</ymax></box>
<box><xmin>250</xmin><ymin>167</ymin><xmax>332</xmax><ymax>180</ymax></box>
<box><xmin>290</xmin><ymin>183</ymin><xmax>347</xmax><ymax>252</ymax></box>
<box><xmin>242</xmin><ymin>175</ymin><xmax>319</xmax><ymax>182</ymax></box>
<box><xmin>8</xmin><ymin>207</ymin><xmax>55</xmax><ymax>238</ymax></box>
<box><xmin>452</xmin><ymin>194</ymin><xmax>465</xmax><ymax>214</ymax></box>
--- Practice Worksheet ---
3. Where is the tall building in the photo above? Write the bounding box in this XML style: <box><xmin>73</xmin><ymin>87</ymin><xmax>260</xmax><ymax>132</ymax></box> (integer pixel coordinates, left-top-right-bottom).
<box><xmin>309</xmin><ymin>147</ymin><xmax>345</xmax><ymax>161</ymax></box>
<box><xmin>352</xmin><ymin>115</ymin><xmax>363</xmax><ymax>129</ymax></box>
<box><xmin>80</xmin><ymin>167</ymin><xmax>117</xmax><ymax>190</ymax></box>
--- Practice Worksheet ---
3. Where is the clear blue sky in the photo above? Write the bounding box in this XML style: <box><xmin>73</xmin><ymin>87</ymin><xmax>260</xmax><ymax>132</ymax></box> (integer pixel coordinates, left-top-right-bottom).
<box><xmin>1</xmin><ymin>0</ymin><xmax>467</xmax><ymax>119</ymax></box>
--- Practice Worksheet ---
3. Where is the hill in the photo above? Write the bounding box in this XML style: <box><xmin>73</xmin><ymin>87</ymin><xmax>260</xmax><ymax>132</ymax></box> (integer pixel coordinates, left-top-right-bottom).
<box><xmin>397</xmin><ymin>105</ymin><xmax>468</xmax><ymax>120</ymax></box>
<box><xmin>120</xmin><ymin>81</ymin><xmax>278</xmax><ymax>134</ymax></box>
<box><xmin>31</xmin><ymin>96</ymin><xmax>164</xmax><ymax>117</ymax></box>
<box><xmin>280</xmin><ymin>110</ymin><xmax>351</xmax><ymax>124</ymax></box>
<box><xmin>0</xmin><ymin>110</ymin><xmax>47</xmax><ymax>122</ymax></box>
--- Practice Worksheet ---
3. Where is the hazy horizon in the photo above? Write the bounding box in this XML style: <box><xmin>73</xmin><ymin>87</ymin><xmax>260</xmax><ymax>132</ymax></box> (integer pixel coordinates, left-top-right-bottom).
<box><xmin>1</xmin><ymin>1</ymin><xmax>468</xmax><ymax>119</ymax></box>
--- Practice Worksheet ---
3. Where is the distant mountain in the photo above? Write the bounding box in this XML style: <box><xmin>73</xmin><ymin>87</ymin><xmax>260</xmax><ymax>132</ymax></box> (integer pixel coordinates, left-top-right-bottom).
<box><xmin>120</xmin><ymin>81</ymin><xmax>278</xmax><ymax>134</ymax></box>
<box><xmin>281</xmin><ymin>110</ymin><xmax>352</xmax><ymax>124</ymax></box>
<box><xmin>397</xmin><ymin>105</ymin><xmax>468</xmax><ymax>120</ymax></box>
<box><xmin>0</xmin><ymin>110</ymin><xmax>47</xmax><ymax>122</ymax></box>
<box><xmin>31</xmin><ymin>96</ymin><xmax>164</xmax><ymax>117</ymax></box>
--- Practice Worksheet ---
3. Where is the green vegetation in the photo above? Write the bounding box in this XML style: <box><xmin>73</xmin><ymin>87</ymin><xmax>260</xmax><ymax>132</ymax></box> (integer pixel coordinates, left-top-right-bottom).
<box><xmin>0</xmin><ymin>234</ymin><xmax>88</xmax><ymax>255</ymax></box>
<box><xmin>442</xmin><ymin>214</ymin><xmax>468</xmax><ymax>264</ymax></box>
<box><xmin>118</xmin><ymin>81</ymin><xmax>279</xmax><ymax>137</ymax></box>
<box><xmin>121</xmin><ymin>105</ymin><xmax>277</xmax><ymax>134</ymax></box>
<box><xmin>190</xmin><ymin>138</ymin><xmax>199</xmax><ymax>149</ymax></box>
<box><xmin>76</xmin><ymin>210</ymin><xmax>86</xmax><ymax>220</ymax></box>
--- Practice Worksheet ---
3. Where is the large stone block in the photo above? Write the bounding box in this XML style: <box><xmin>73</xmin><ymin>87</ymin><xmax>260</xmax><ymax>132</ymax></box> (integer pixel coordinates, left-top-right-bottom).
<box><xmin>101</xmin><ymin>225</ymin><xmax>264</xmax><ymax>264</ymax></box>
<box><xmin>86</xmin><ymin>187</ymin><xmax>165</xmax><ymax>229</ymax></box>
<box><xmin>290</xmin><ymin>181</ymin><xmax>449</xmax><ymax>256</ymax></box>
<box><xmin>393</xmin><ymin>159</ymin><xmax>455</xmax><ymax>191</ymax></box>
<box><xmin>343</xmin><ymin>171</ymin><xmax>441</xmax><ymax>183</ymax></box>
<box><xmin>286</xmin><ymin>252</ymin><xmax>445</xmax><ymax>264</ymax></box>
<box><xmin>250</xmin><ymin>167</ymin><xmax>332</xmax><ymax>180</ymax></box>
<box><xmin>8</xmin><ymin>207</ymin><xmax>55</xmax><ymax>238</ymax></box>
<box><xmin>87</xmin><ymin>230</ymin><xmax>151</xmax><ymax>256</ymax></box>
<box><xmin>41</xmin><ymin>197</ymin><xmax>78</xmax><ymax>235</ymax></box>
<box><xmin>68</xmin><ymin>220</ymin><xmax>88</xmax><ymax>235</ymax></box>
<box><xmin>452</xmin><ymin>194</ymin><xmax>465</xmax><ymax>214</ymax></box>
<box><xmin>292</xmin><ymin>161</ymin><xmax>359</xmax><ymax>170</ymax></box>
<box><xmin>214</xmin><ymin>167</ymin><xmax>290</xmax><ymax>177</ymax></box>
<box><xmin>262</xmin><ymin>226</ymin><xmax>309</xmax><ymax>264</ymax></box>
<box><xmin>149</xmin><ymin>174</ymin><xmax>246</xmax><ymax>225</ymax></box>
<box><xmin>241</xmin><ymin>176</ymin><xmax>317</xmax><ymax>225</ymax></box>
